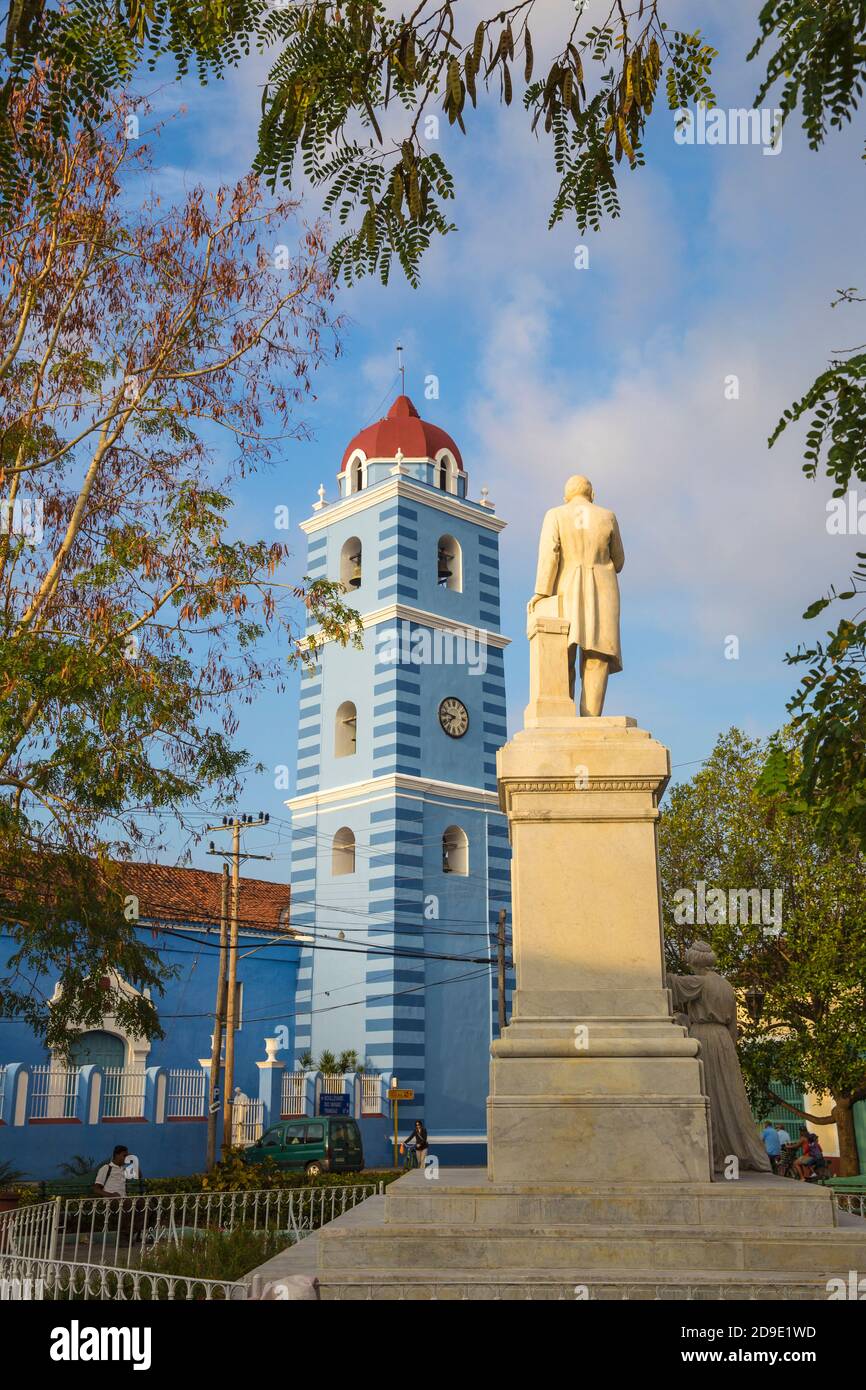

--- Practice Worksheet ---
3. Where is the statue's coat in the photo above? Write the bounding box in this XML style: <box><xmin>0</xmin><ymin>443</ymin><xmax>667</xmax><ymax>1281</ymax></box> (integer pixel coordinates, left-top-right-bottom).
<box><xmin>533</xmin><ymin>498</ymin><xmax>624</xmax><ymax>671</ymax></box>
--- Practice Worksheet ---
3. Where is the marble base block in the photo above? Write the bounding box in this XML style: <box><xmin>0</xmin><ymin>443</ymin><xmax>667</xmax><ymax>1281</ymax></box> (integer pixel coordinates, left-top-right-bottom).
<box><xmin>492</xmin><ymin>713</ymin><xmax>713</xmax><ymax>1184</ymax></box>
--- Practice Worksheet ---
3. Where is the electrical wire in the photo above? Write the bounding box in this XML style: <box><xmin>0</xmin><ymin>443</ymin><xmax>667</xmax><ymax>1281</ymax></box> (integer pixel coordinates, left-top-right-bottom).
<box><xmin>155</xmin><ymin>923</ymin><xmax>507</xmax><ymax>968</ymax></box>
<box><xmin>158</xmin><ymin>965</ymin><xmax>498</xmax><ymax>1025</ymax></box>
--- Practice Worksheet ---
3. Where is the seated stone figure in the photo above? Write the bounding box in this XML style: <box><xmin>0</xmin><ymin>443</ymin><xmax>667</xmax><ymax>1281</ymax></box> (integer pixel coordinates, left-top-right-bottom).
<box><xmin>666</xmin><ymin>941</ymin><xmax>771</xmax><ymax>1174</ymax></box>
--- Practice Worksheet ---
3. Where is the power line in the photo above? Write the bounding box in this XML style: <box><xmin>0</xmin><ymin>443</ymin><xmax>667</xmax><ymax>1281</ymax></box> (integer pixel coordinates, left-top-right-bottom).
<box><xmin>155</xmin><ymin>923</ymin><xmax>507</xmax><ymax>969</ymax></box>
<box><xmin>158</xmin><ymin>965</ymin><xmax>497</xmax><ymax>1026</ymax></box>
<box><xmin>96</xmin><ymin>900</ymin><xmax>508</xmax><ymax>942</ymax></box>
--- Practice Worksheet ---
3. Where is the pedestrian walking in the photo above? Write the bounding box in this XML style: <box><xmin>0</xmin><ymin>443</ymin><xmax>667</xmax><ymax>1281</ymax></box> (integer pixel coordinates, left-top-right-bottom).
<box><xmin>404</xmin><ymin>1119</ymin><xmax>428</xmax><ymax>1171</ymax></box>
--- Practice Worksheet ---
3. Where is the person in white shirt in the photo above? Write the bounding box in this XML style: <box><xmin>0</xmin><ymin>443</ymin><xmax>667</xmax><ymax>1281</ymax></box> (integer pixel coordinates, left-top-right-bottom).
<box><xmin>93</xmin><ymin>1145</ymin><xmax>141</xmax><ymax>1242</ymax></box>
<box><xmin>94</xmin><ymin>1145</ymin><xmax>129</xmax><ymax>1196</ymax></box>
<box><xmin>775</xmin><ymin>1124</ymin><xmax>792</xmax><ymax>1146</ymax></box>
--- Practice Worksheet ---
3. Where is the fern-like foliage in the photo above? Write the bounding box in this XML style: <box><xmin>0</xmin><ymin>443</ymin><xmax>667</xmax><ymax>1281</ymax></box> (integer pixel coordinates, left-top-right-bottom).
<box><xmin>251</xmin><ymin>3</ymin><xmax>721</xmax><ymax>281</ymax></box>
<box><xmin>2</xmin><ymin>2</ymin><xmax>725</xmax><ymax>283</ymax></box>
<box><xmin>0</xmin><ymin>1</ymin><xmax>263</xmax><ymax>220</ymax></box>
<box><xmin>767</xmin><ymin>287</ymin><xmax>866</xmax><ymax>846</ymax></box>
<box><xmin>749</xmin><ymin>0</ymin><xmax>866</xmax><ymax>151</ymax></box>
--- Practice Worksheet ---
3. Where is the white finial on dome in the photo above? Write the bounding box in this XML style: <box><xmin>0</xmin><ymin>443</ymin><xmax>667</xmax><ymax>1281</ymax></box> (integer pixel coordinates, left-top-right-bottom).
<box><xmin>390</xmin><ymin>446</ymin><xmax>408</xmax><ymax>477</ymax></box>
<box><xmin>479</xmin><ymin>485</ymin><xmax>494</xmax><ymax>511</ymax></box>
<box><xmin>312</xmin><ymin>482</ymin><xmax>328</xmax><ymax>511</ymax></box>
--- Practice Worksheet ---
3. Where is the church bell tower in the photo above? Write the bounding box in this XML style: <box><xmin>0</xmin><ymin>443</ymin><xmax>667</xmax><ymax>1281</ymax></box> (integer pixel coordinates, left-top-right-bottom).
<box><xmin>286</xmin><ymin>395</ymin><xmax>510</xmax><ymax>1156</ymax></box>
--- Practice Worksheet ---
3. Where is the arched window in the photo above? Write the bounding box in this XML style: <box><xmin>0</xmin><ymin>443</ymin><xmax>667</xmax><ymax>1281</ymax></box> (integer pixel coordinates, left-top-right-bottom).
<box><xmin>340</xmin><ymin>537</ymin><xmax>362</xmax><ymax>590</ymax></box>
<box><xmin>347</xmin><ymin>453</ymin><xmax>365</xmax><ymax>494</ymax></box>
<box><xmin>437</xmin><ymin>534</ymin><xmax>462</xmax><ymax>591</ymax></box>
<box><xmin>335</xmin><ymin>701</ymin><xmax>357</xmax><ymax>758</ymax></box>
<box><xmin>442</xmin><ymin>825</ymin><xmax>469</xmax><ymax>876</ymax></box>
<box><xmin>436</xmin><ymin>450</ymin><xmax>458</xmax><ymax>494</ymax></box>
<box><xmin>332</xmin><ymin>827</ymin><xmax>356</xmax><ymax>876</ymax></box>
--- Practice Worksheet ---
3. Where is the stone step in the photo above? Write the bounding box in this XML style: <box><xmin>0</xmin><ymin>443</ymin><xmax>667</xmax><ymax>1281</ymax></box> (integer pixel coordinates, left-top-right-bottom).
<box><xmin>382</xmin><ymin>1169</ymin><xmax>839</xmax><ymax>1230</ymax></box>
<box><xmin>314</xmin><ymin>1267</ymin><xmax>843</xmax><ymax>1301</ymax></box>
<box><xmin>319</xmin><ymin>1222</ymin><xmax>866</xmax><ymax>1274</ymax></box>
<box><xmin>244</xmin><ymin>1189</ymin><xmax>866</xmax><ymax>1301</ymax></box>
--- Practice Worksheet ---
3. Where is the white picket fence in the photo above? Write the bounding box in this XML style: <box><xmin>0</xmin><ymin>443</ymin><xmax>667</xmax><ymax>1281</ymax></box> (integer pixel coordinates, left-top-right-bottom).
<box><xmin>166</xmin><ymin>1068</ymin><xmax>207</xmax><ymax>1119</ymax></box>
<box><xmin>16</xmin><ymin>1064</ymin><xmax>386</xmax><ymax>1124</ymax></box>
<box><xmin>361</xmin><ymin>1074</ymin><xmax>384</xmax><ymax>1115</ymax></box>
<box><xmin>28</xmin><ymin>1065</ymin><xmax>78</xmax><ymax>1120</ymax></box>
<box><xmin>281</xmin><ymin>1071</ymin><xmax>306</xmax><ymax>1116</ymax></box>
<box><xmin>101</xmin><ymin>1066</ymin><xmax>146</xmax><ymax>1119</ymax></box>
<box><xmin>232</xmin><ymin>1093</ymin><xmax>264</xmax><ymax>1146</ymax></box>
<box><xmin>282</xmin><ymin>1070</ymin><xmax>384</xmax><ymax>1116</ymax></box>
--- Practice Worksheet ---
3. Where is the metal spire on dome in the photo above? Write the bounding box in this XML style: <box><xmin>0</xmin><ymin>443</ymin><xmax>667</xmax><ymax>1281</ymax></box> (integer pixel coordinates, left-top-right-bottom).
<box><xmin>396</xmin><ymin>342</ymin><xmax>405</xmax><ymax>395</ymax></box>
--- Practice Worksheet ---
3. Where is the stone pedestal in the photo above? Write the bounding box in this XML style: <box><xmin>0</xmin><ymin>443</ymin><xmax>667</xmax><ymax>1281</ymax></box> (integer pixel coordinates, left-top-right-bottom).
<box><xmin>490</xmin><ymin>624</ymin><xmax>712</xmax><ymax>1182</ymax></box>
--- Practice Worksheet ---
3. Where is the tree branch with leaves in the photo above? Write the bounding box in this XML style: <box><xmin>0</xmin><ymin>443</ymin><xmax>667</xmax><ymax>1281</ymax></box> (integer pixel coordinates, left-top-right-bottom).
<box><xmin>660</xmin><ymin>728</ymin><xmax>866</xmax><ymax>1175</ymax></box>
<box><xmin>0</xmin><ymin>76</ymin><xmax>360</xmax><ymax>1050</ymax></box>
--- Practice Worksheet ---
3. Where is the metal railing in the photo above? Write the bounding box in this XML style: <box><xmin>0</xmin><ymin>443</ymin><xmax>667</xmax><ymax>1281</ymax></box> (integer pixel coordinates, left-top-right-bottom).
<box><xmin>281</xmin><ymin>1071</ymin><xmax>307</xmax><ymax>1116</ymax></box>
<box><xmin>0</xmin><ymin>1183</ymin><xmax>380</xmax><ymax>1300</ymax></box>
<box><xmin>835</xmin><ymin>1191</ymin><xmax>866</xmax><ymax>1219</ymax></box>
<box><xmin>54</xmin><ymin>1185</ymin><xmax>380</xmax><ymax>1268</ymax></box>
<box><xmin>28</xmin><ymin>1065</ymin><xmax>78</xmax><ymax>1120</ymax></box>
<box><xmin>166</xmin><ymin>1068</ymin><xmax>206</xmax><ymax>1119</ymax></box>
<box><xmin>0</xmin><ymin>1200</ymin><xmax>58</xmax><ymax>1260</ymax></box>
<box><xmin>320</xmin><ymin>1073</ymin><xmax>345</xmax><ymax>1095</ymax></box>
<box><xmin>0</xmin><ymin>1064</ymin><xmax>6</xmax><ymax>1114</ymax></box>
<box><xmin>101</xmin><ymin>1067</ymin><xmax>146</xmax><ymax>1119</ymax></box>
<box><xmin>0</xmin><ymin>1252</ymin><xmax>247</xmax><ymax>1301</ymax></box>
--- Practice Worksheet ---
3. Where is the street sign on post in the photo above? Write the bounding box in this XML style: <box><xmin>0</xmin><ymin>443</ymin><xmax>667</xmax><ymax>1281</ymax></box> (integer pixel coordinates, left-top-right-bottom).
<box><xmin>388</xmin><ymin>1081</ymin><xmax>415</xmax><ymax>1166</ymax></box>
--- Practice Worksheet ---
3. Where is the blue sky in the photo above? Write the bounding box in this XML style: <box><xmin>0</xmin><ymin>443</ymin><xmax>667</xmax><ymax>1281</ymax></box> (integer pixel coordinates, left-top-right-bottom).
<box><xmin>132</xmin><ymin>1</ymin><xmax>866</xmax><ymax>880</ymax></box>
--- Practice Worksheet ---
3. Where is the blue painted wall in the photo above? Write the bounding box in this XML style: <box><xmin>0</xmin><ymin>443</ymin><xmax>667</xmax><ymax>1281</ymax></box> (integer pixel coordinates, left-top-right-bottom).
<box><xmin>0</xmin><ymin>923</ymin><xmax>300</xmax><ymax>1073</ymax></box>
<box><xmin>0</xmin><ymin>923</ymin><xmax>300</xmax><ymax>1180</ymax></box>
<box><xmin>0</xmin><ymin>1112</ymin><xmax>213</xmax><ymax>1181</ymax></box>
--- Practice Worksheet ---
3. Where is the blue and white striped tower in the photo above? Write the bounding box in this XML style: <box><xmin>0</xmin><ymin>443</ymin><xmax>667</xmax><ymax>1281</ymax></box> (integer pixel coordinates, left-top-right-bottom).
<box><xmin>286</xmin><ymin>395</ymin><xmax>511</xmax><ymax>1159</ymax></box>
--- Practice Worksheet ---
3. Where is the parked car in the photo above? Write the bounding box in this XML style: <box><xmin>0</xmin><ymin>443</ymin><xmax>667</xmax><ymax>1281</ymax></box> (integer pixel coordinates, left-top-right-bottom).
<box><xmin>244</xmin><ymin>1117</ymin><xmax>364</xmax><ymax>1176</ymax></box>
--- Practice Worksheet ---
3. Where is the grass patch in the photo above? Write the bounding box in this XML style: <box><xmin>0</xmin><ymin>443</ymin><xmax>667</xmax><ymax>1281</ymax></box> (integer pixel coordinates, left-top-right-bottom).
<box><xmin>141</xmin><ymin>1225</ymin><xmax>289</xmax><ymax>1282</ymax></box>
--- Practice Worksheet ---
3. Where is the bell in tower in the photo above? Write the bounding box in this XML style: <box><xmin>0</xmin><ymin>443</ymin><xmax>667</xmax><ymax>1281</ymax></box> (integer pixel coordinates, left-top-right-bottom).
<box><xmin>437</xmin><ymin>544</ymin><xmax>453</xmax><ymax>585</ymax></box>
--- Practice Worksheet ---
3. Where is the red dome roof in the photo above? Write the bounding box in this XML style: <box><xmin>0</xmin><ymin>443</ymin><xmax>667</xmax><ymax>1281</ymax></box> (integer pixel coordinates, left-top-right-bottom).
<box><xmin>340</xmin><ymin>395</ymin><xmax>463</xmax><ymax>472</ymax></box>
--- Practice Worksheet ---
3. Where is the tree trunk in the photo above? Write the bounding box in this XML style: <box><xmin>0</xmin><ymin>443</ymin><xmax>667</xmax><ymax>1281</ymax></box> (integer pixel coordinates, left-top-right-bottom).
<box><xmin>832</xmin><ymin>1095</ymin><xmax>861</xmax><ymax>1177</ymax></box>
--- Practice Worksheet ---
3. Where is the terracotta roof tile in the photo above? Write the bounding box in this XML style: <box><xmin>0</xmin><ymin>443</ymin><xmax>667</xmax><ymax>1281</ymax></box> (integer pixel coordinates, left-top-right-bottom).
<box><xmin>118</xmin><ymin>861</ymin><xmax>291</xmax><ymax>935</ymax></box>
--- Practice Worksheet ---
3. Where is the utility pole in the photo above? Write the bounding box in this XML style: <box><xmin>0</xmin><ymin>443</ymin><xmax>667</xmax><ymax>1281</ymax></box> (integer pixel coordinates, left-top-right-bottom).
<box><xmin>205</xmin><ymin>863</ymin><xmax>229</xmax><ymax>1172</ymax></box>
<box><xmin>497</xmin><ymin>908</ymin><xmax>508</xmax><ymax>1034</ymax></box>
<box><xmin>206</xmin><ymin>812</ymin><xmax>271</xmax><ymax>1159</ymax></box>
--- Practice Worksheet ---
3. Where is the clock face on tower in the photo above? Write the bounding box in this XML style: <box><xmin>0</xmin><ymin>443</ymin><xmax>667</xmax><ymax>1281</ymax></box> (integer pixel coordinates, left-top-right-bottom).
<box><xmin>438</xmin><ymin>696</ymin><xmax>469</xmax><ymax>739</ymax></box>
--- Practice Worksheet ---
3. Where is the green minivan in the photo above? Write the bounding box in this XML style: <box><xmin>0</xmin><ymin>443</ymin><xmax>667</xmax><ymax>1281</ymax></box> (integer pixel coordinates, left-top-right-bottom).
<box><xmin>245</xmin><ymin>1117</ymin><xmax>364</xmax><ymax>1176</ymax></box>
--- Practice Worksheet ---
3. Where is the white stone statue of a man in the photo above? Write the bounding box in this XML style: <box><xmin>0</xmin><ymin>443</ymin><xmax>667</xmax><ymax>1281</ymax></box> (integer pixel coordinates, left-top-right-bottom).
<box><xmin>528</xmin><ymin>475</ymin><xmax>624</xmax><ymax>717</ymax></box>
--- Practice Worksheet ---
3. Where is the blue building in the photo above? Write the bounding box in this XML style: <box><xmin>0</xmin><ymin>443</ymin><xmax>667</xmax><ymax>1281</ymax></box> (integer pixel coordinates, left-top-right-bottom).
<box><xmin>286</xmin><ymin>395</ymin><xmax>512</xmax><ymax>1162</ymax></box>
<box><xmin>0</xmin><ymin>865</ymin><xmax>311</xmax><ymax>1179</ymax></box>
